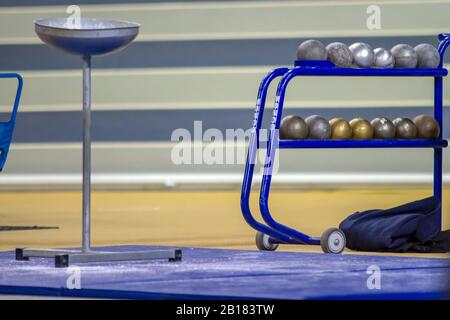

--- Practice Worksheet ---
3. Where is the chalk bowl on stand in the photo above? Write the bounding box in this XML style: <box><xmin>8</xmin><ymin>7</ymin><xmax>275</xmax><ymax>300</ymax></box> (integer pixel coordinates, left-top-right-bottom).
<box><xmin>34</xmin><ymin>18</ymin><xmax>139</xmax><ymax>56</ymax></box>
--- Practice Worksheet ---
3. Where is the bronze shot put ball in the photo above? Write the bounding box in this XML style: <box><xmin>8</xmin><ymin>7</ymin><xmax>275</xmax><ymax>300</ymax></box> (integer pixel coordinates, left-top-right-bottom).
<box><xmin>413</xmin><ymin>114</ymin><xmax>440</xmax><ymax>139</ymax></box>
<box><xmin>329</xmin><ymin>118</ymin><xmax>352</xmax><ymax>139</ymax></box>
<box><xmin>280</xmin><ymin>115</ymin><xmax>309</xmax><ymax>139</ymax></box>
<box><xmin>350</xmin><ymin>118</ymin><xmax>374</xmax><ymax>139</ymax></box>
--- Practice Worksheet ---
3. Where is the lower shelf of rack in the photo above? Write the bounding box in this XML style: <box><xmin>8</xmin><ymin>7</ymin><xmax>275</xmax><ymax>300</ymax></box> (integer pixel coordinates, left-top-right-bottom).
<box><xmin>278</xmin><ymin>139</ymin><xmax>448</xmax><ymax>149</ymax></box>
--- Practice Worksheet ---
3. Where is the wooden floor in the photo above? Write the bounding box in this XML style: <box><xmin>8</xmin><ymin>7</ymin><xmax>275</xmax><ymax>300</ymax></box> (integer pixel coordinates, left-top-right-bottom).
<box><xmin>0</xmin><ymin>188</ymin><xmax>449</xmax><ymax>258</ymax></box>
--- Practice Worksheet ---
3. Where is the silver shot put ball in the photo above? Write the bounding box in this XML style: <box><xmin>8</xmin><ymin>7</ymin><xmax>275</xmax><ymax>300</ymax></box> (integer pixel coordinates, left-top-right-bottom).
<box><xmin>305</xmin><ymin>115</ymin><xmax>331</xmax><ymax>139</ymax></box>
<box><xmin>414</xmin><ymin>43</ymin><xmax>440</xmax><ymax>68</ymax></box>
<box><xmin>371</xmin><ymin>117</ymin><xmax>396</xmax><ymax>139</ymax></box>
<box><xmin>296</xmin><ymin>39</ymin><xmax>327</xmax><ymax>61</ymax></box>
<box><xmin>373</xmin><ymin>48</ymin><xmax>394</xmax><ymax>68</ymax></box>
<box><xmin>391</xmin><ymin>44</ymin><xmax>418</xmax><ymax>68</ymax></box>
<box><xmin>393</xmin><ymin>118</ymin><xmax>417</xmax><ymax>139</ymax></box>
<box><xmin>349</xmin><ymin>42</ymin><xmax>374</xmax><ymax>68</ymax></box>
<box><xmin>326</xmin><ymin>42</ymin><xmax>352</xmax><ymax>67</ymax></box>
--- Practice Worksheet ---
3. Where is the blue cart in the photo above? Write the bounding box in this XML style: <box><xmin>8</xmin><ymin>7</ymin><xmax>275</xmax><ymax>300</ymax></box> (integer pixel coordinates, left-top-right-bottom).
<box><xmin>241</xmin><ymin>34</ymin><xmax>450</xmax><ymax>254</ymax></box>
<box><xmin>0</xmin><ymin>73</ymin><xmax>23</xmax><ymax>171</ymax></box>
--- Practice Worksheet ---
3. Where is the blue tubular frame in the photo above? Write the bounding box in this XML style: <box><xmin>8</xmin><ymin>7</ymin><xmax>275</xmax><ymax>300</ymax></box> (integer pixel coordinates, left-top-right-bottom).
<box><xmin>434</xmin><ymin>33</ymin><xmax>450</xmax><ymax>230</ymax></box>
<box><xmin>0</xmin><ymin>73</ymin><xmax>23</xmax><ymax>171</ymax></box>
<box><xmin>241</xmin><ymin>33</ymin><xmax>450</xmax><ymax>247</ymax></box>
<box><xmin>240</xmin><ymin>67</ymin><xmax>303</xmax><ymax>244</ymax></box>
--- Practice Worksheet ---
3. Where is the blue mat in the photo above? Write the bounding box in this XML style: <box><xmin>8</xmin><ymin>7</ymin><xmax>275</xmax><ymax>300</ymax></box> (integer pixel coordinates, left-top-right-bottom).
<box><xmin>0</xmin><ymin>246</ymin><xmax>448</xmax><ymax>299</ymax></box>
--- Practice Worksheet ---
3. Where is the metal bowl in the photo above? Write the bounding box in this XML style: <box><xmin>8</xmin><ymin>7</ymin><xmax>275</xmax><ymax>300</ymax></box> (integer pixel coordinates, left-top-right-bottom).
<box><xmin>34</xmin><ymin>18</ymin><xmax>140</xmax><ymax>56</ymax></box>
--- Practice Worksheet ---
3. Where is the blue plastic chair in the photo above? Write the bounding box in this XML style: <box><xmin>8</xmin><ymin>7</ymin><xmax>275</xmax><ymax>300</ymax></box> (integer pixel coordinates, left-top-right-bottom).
<box><xmin>0</xmin><ymin>73</ymin><xmax>23</xmax><ymax>171</ymax></box>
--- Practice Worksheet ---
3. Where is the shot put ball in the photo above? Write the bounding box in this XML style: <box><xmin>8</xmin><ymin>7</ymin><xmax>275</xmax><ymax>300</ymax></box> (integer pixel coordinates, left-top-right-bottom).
<box><xmin>373</xmin><ymin>48</ymin><xmax>394</xmax><ymax>68</ymax></box>
<box><xmin>413</xmin><ymin>114</ymin><xmax>440</xmax><ymax>139</ymax></box>
<box><xmin>393</xmin><ymin>118</ymin><xmax>417</xmax><ymax>139</ymax></box>
<box><xmin>296</xmin><ymin>40</ymin><xmax>327</xmax><ymax>61</ymax></box>
<box><xmin>370</xmin><ymin>117</ymin><xmax>396</xmax><ymax>139</ymax></box>
<box><xmin>305</xmin><ymin>115</ymin><xmax>331</xmax><ymax>139</ymax></box>
<box><xmin>349</xmin><ymin>42</ymin><xmax>374</xmax><ymax>68</ymax></box>
<box><xmin>329</xmin><ymin>118</ymin><xmax>352</xmax><ymax>139</ymax></box>
<box><xmin>350</xmin><ymin>118</ymin><xmax>374</xmax><ymax>139</ymax></box>
<box><xmin>279</xmin><ymin>115</ymin><xmax>309</xmax><ymax>140</ymax></box>
<box><xmin>391</xmin><ymin>44</ymin><xmax>418</xmax><ymax>68</ymax></box>
<box><xmin>326</xmin><ymin>42</ymin><xmax>352</xmax><ymax>67</ymax></box>
<box><xmin>414</xmin><ymin>44</ymin><xmax>440</xmax><ymax>69</ymax></box>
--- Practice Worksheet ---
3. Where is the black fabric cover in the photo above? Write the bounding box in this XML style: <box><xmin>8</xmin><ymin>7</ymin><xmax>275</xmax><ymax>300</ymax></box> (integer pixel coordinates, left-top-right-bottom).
<box><xmin>339</xmin><ymin>196</ymin><xmax>449</xmax><ymax>252</ymax></box>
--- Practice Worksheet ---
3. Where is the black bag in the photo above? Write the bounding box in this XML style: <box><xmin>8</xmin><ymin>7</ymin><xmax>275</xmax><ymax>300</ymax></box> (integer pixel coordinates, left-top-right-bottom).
<box><xmin>339</xmin><ymin>196</ymin><xmax>450</xmax><ymax>253</ymax></box>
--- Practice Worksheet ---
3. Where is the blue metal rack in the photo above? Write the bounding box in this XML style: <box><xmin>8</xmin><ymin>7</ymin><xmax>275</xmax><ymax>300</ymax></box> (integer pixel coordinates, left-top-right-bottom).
<box><xmin>0</xmin><ymin>73</ymin><xmax>23</xmax><ymax>171</ymax></box>
<box><xmin>241</xmin><ymin>33</ymin><xmax>450</xmax><ymax>253</ymax></box>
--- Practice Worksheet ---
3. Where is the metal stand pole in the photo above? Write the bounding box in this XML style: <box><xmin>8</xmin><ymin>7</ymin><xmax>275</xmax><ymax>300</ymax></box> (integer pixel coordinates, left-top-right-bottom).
<box><xmin>15</xmin><ymin>53</ymin><xmax>181</xmax><ymax>268</ymax></box>
<box><xmin>82</xmin><ymin>55</ymin><xmax>92</xmax><ymax>252</ymax></box>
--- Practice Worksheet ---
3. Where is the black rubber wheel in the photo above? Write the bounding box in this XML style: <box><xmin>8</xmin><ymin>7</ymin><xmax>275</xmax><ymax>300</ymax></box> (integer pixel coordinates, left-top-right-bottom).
<box><xmin>255</xmin><ymin>231</ymin><xmax>279</xmax><ymax>251</ymax></box>
<box><xmin>320</xmin><ymin>228</ymin><xmax>346</xmax><ymax>254</ymax></box>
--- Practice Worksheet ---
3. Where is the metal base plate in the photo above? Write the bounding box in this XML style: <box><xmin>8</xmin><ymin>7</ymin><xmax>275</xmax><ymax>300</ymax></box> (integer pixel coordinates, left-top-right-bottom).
<box><xmin>16</xmin><ymin>247</ymin><xmax>182</xmax><ymax>268</ymax></box>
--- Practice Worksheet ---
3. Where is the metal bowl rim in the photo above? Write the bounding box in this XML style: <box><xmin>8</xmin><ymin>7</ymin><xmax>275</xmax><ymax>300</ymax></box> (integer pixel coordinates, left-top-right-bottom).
<box><xmin>34</xmin><ymin>18</ymin><xmax>140</xmax><ymax>31</ymax></box>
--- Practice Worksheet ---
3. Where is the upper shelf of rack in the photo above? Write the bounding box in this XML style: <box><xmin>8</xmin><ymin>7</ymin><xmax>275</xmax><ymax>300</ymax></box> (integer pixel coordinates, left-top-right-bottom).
<box><xmin>289</xmin><ymin>33</ymin><xmax>450</xmax><ymax>77</ymax></box>
<box><xmin>291</xmin><ymin>61</ymin><xmax>448</xmax><ymax>77</ymax></box>
<box><xmin>294</xmin><ymin>60</ymin><xmax>448</xmax><ymax>77</ymax></box>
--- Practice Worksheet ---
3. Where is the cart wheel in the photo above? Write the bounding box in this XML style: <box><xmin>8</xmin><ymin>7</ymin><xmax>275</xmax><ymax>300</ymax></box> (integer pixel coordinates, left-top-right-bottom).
<box><xmin>321</xmin><ymin>228</ymin><xmax>346</xmax><ymax>254</ymax></box>
<box><xmin>255</xmin><ymin>231</ymin><xmax>279</xmax><ymax>251</ymax></box>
